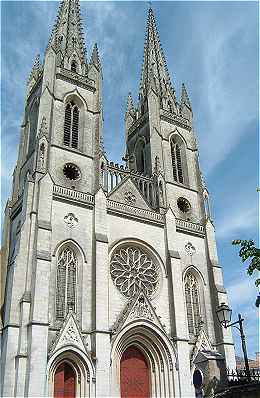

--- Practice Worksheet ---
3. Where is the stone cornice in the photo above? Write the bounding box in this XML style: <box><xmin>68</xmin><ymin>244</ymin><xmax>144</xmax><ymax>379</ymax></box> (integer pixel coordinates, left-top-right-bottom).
<box><xmin>56</xmin><ymin>68</ymin><xmax>96</xmax><ymax>92</ymax></box>
<box><xmin>107</xmin><ymin>199</ymin><xmax>164</xmax><ymax>226</ymax></box>
<box><xmin>53</xmin><ymin>185</ymin><xmax>94</xmax><ymax>208</ymax></box>
<box><xmin>160</xmin><ymin>109</ymin><xmax>192</xmax><ymax>131</ymax></box>
<box><xmin>175</xmin><ymin>218</ymin><xmax>205</xmax><ymax>237</ymax></box>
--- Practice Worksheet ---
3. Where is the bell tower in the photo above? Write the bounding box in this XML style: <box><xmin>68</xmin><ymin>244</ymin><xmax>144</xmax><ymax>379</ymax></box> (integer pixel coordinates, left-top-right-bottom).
<box><xmin>1</xmin><ymin>1</ymin><xmax>104</xmax><ymax>396</ymax></box>
<box><xmin>125</xmin><ymin>8</ymin><xmax>205</xmax><ymax>224</ymax></box>
<box><xmin>11</xmin><ymin>0</ymin><xmax>103</xmax><ymax>204</ymax></box>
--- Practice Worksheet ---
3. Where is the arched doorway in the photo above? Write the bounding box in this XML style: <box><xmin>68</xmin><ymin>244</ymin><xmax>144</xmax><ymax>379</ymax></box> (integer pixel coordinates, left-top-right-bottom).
<box><xmin>120</xmin><ymin>346</ymin><xmax>150</xmax><ymax>398</ymax></box>
<box><xmin>54</xmin><ymin>362</ymin><xmax>76</xmax><ymax>398</ymax></box>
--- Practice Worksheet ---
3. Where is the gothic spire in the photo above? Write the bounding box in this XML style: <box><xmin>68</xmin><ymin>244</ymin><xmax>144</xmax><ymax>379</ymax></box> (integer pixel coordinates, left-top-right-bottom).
<box><xmin>139</xmin><ymin>7</ymin><xmax>176</xmax><ymax>104</ymax></box>
<box><xmin>47</xmin><ymin>0</ymin><xmax>87</xmax><ymax>65</ymax></box>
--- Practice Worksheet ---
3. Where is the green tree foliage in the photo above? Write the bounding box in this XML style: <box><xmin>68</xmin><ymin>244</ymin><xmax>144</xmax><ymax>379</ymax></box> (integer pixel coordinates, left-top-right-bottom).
<box><xmin>232</xmin><ymin>240</ymin><xmax>260</xmax><ymax>287</ymax></box>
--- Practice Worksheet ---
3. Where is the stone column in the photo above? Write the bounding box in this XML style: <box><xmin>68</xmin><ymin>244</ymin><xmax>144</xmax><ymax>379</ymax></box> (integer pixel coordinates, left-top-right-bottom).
<box><xmin>205</xmin><ymin>219</ymin><xmax>236</xmax><ymax>370</ymax></box>
<box><xmin>26</xmin><ymin>173</ymin><xmax>53</xmax><ymax>397</ymax></box>
<box><xmin>165</xmin><ymin>207</ymin><xmax>195</xmax><ymax>398</ymax></box>
<box><xmin>94</xmin><ymin>189</ymin><xmax>111</xmax><ymax>397</ymax></box>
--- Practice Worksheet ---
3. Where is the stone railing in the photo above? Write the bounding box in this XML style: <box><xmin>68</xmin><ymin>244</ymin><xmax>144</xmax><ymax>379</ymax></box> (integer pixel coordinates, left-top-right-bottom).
<box><xmin>107</xmin><ymin>200</ymin><xmax>164</xmax><ymax>225</ymax></box>
<box><xmin>176</xmin><ymin>218</ymin><xmax>205</xmax><ymax>236</ymax></box>
<box><xmin>101</xmin><ymin>162</ymin><xmax>159</xmax><ymax>209</ymax></box>
<box><xmin>53</xmin><ymin>185</ymin><xmax>94</xmax><ymax>206</ymax></box>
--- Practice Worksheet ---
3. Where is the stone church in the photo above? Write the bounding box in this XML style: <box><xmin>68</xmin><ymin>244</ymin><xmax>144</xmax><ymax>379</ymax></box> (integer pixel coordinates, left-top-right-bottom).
<box><xmin>1</xmin><ymin>1</ymin><xmax>236</xmax><ymax>397</ymax></box>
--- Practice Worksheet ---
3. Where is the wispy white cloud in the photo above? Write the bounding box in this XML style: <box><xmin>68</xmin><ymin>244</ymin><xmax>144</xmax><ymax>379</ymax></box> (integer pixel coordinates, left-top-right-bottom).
<box><xmin>216</xmin><ymin>205</ymin><xmax>258</xmax><ymax>240</ymax></box>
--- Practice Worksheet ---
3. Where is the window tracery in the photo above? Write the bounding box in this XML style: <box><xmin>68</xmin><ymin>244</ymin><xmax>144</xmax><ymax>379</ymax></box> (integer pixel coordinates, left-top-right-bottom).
<box><xmin>110</xmin><ymin>246</ymin><xmax>160</xmax><ymax>298</ymax></box>
<box><xmin>64</xmin><ymin>101</ymin><xmax>79</xmax><ymax>149</ymax></box>
<box><xmin>171</xmin><ymin>139</ymin><xmax>183</xmax><ymax>184</ymax></box>
<box><xmin>56</xmin><ymin>247</ymin><xmax>77</xmax><ymax>319</ymax></box>
<box><xmin>184</xmin><ymin>272</ymin><xmax>201</xmax><ymax>336</ymax></box>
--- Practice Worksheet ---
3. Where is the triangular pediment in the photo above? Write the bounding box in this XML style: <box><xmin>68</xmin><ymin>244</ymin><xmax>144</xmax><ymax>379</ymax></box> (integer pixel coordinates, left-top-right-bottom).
<box><xmin>111</xmin><ymin>291</ymin><xmax>165</xmax><ymax>336</ymax></box>
<box><xmin>108</xmin><ymin>177</ymin><xmax>152</xmax><ymax>211</ymax></box>
<box><xmin>49</xmin><ymin>312</ymin><xmax>87</xmax><ymax>355</ymax></box>
<box><xmin>191</xmin><ymin>328</ymin><xmax>218</xmax><ymax>364</ymax></box>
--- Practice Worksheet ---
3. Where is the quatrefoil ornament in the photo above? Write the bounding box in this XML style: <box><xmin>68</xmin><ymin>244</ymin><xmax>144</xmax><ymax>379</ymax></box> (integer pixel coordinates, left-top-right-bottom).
<box><xmin>64</xmin><ymin>213</ymin><xmax>78</xmax><ymax>228</ymax></box>
<box><xmin>185</xmin><ymin>242</ymin><xmax>196</xmax><ymax>256</ymax></box>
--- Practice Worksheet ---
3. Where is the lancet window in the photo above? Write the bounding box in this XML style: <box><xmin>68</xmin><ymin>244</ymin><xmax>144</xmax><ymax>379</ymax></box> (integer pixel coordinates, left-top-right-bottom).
<box><xmin>184</xmin><ymin>273</ymin><xmax>201</xmax><ymax>336</ymax></box>
<box><xmin>56</xmin><ymin>247</ymin><xmax>77</xmax><ymax>319</ymax></box>
<box><xmin>171</xmin><ymin>139</ymin><xmax>183</xmax><ymax>184</ymax></box>
<box><xmin>64</xmin><ymin>101</ymin><xmax>79</xmax><ymax>149</ymax></box>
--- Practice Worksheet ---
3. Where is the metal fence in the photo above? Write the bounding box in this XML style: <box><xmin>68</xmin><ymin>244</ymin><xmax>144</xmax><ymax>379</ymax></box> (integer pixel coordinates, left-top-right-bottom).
<box><xmin>227</xmin><ymin>367</ymin><xmax>260</xmax><ymax>386</ymax></box>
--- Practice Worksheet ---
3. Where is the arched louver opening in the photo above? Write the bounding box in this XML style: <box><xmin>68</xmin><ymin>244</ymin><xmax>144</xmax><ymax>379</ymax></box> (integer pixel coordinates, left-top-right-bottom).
<box><xmin>71</xmin><ymin>60</ymin><xmax>77</xmax><ymax>73</ymax></box>
<box><xmin>56</xmin><ymin>247</ymin><xmax>77</xmax><ymax>319</ymax></box>
<box><xmin>63</xmin><ymin>101</ymin><xmax>79</xmax><ymax>149</ymax></box>
<box><xmin>136</xmin><ymin>141</ymin><xmax>146</xmax><ymax>174</ymax></box>
<box><xmin>184</xmin><ymin>273</ymin><xmax>201</xmax><ymax>336</ymax></box>
<box><xmin>171</xmin><ymin>139</ymin><xmax>184</xmax><ymax>184</ymax></box>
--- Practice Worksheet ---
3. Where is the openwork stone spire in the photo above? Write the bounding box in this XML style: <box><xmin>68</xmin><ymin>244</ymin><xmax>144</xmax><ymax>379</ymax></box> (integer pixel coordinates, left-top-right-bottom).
<box><xmin>47</xmin><ymin>0</ymin><xmax>87</xmax><ymax>67</ymax></box>
<box><xmin>139</xmin><ymin>8</ymin><xmax>176</xmax><ymax>107</ymax></box>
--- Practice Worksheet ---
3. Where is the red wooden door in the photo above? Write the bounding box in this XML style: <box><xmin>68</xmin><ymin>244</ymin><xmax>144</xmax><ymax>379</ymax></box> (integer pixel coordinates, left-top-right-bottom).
<box><xmin>120</xmin><ymin>346</ymin><xmax>150</xmax><ymax>398</ymax></box>
<box><xmin>54</xmin><ymin>363</ymin><xmax>76</xmax><ymax>398</ymax></box>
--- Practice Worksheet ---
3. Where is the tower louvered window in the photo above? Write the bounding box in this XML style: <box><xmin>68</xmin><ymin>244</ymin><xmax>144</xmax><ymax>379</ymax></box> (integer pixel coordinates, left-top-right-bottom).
<box><xmin>184</xmin><ymin>273</ymin><xmax>201</xmax><ymax>336</ymax></box>
<box><xmin>171</xmin><ymin>140</ymin><xmax>183</xmax><ymax>184</ymax></box>
<box><xmin>56</xmin><ymin>247</ymin><xmax>77</xmax><ymax>319</ymax></box>
<box><xmin>64</xmin><ymin>101</ymin><xmax>79</xmax><ymax>149</ymax></box>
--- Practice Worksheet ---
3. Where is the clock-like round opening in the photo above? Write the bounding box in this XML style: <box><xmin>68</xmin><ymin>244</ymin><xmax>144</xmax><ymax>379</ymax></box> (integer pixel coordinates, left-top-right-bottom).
<box><xmin>177</xmin><ymin>197</ymin><xmax>191</xmax><ymax>213</ymax></box>
<box><xmin>63</xmin><ymin>163</ymin><xmax>81</xmax><ymax>181</ymax></box>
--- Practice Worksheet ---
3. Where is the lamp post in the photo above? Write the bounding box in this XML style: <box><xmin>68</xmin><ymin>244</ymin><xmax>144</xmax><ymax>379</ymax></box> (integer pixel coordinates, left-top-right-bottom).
<box><xmin>216</xmin><ymin>303</ymin><xmax>251</xmax><ymax>383</ymax></box>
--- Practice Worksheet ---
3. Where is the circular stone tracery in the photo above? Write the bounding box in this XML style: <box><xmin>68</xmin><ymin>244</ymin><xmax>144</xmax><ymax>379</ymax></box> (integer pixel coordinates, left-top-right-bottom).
<box><xmin>110</xmin><ymin>246</ymin><xmax>160</xmax><ymax>298</ymax></box>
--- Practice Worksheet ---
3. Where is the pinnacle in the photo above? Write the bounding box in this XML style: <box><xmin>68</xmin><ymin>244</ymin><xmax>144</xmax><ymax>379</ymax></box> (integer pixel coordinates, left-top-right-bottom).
<box><xmin>27</xmin><ymin>54</ymin><xmax>42</xmax><ymax>85</ymax></box>
<box><xmin>181</xmin><ymin>83</ymin><xmax>192</xmax><ymax>109</ymax></box>
<box><xmin>90</xmin><ymin>43</ymin><xmax>101</xmax><ymax>70</ymax></box>
<box><xmin>126</xmin><ymin>92</ymin><xmax>134</xmax><ymax>113</ymax></box>
<box><xmin>32</xmin><ymin>54</ymin><xmax>41</xmax><ymax>70</ymax></box>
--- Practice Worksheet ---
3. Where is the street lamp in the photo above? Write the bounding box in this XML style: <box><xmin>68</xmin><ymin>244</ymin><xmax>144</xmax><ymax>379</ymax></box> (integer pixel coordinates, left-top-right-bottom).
<box><xmin>216</xmin><ymin>303</ymin><xmax>251</xmax><ymax>383</ymax></box>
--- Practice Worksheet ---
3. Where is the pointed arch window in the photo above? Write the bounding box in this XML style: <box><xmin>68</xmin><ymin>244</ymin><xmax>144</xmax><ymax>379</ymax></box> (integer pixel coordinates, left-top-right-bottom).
<box><xmin>171</xmin><ymin>139</ymin><xmax>183</xmax><ymax>184</ymax></box>
<box><xmin>56</xmin><ymin>247</ymin><xmax>77</xmax><ymax>319</ymax></box>
<box><xmin>64</xmin><ymin>101</ymin><xmax>79</xmax><ymax>149</ymax></box>
<box><xmin>184</xmin><ymin>273</ymin><xmax>201</xmax><ymax>336</ymax></box>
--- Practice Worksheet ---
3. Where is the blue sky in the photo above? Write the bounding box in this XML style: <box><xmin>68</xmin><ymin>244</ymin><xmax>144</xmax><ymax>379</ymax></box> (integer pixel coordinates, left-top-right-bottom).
<box><xmin>1</xmin><ymin>1</ymin><xmax>259</xmax><ymax>359</ymax></box>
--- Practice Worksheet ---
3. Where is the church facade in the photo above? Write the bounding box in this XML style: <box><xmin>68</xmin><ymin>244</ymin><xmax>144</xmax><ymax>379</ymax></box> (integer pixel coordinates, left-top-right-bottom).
<box><xmin>1</xmin><ymin>1</ymin><xmax>236</xmax><ymax>397</ymax></box>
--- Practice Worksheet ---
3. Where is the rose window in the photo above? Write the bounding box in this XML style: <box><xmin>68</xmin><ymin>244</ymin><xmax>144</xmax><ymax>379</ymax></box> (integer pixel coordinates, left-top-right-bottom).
<box><xmin>110</xmin><ymin>246</ymin><xmax>160</xmax><ymax>298</ymax></box>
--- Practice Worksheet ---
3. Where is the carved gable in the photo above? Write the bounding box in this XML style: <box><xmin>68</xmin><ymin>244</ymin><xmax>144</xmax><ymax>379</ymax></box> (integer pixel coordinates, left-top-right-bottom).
<box><xmin>49</xmin><ymin>312</ymin><xmax>87</xmax><ymax>355</ymax></box>
<box><xmin>111</xmin><ymin>291</ymin><xmax>165</xmax><ymax>336</ymax></box>
<box><xmin>191</xmin><ymin>329</ymin><xmax>222</xmax><ymax>364</ymax></box>
<box><xmin>108</xmin><ymin>177</ymin><xmax>152</xmax><ymax>210</ymax></box>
